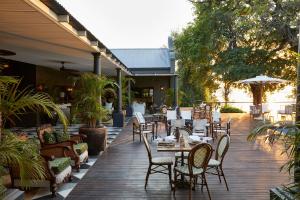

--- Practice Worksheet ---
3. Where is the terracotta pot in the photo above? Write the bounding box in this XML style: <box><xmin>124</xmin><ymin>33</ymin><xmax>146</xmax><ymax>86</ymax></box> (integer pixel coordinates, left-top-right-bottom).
<box><xmin>79</xmin><ymin>127</ymin><xmax>107</xmax><ymax>155</ymax></box>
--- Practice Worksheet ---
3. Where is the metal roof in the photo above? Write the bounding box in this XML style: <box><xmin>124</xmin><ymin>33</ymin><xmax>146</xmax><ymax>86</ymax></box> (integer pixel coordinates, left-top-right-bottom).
<box><xmin>111</xmin><ymin>48</ymin><xmax>171</xmax><ymax>69</ymax></box>
<box><xmin>40</xmin><ymin>0</ymin><xmax>131</xmax><ymax>74</ymax></box>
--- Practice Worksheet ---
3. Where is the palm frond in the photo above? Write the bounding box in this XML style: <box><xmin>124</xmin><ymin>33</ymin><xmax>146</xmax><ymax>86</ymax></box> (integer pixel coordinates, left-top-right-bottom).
<box><xmin>0</xmin><ymin>133</ymin><xmax>46</xmax><ymax>187</ymax></box>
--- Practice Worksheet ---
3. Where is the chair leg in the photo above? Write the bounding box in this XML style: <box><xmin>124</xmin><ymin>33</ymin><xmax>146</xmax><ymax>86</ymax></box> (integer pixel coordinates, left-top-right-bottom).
<box><xmin>201</xmin><ymin>174</ymin><xmax>204</xmax><ymax>191</ymax></box>
<box><xmin>168</xmin><ymin>164</ymin><xmax>172</xmax><ymax>185</ymax></box>
<box><xmin>140</xmin><ymin>133</ymin><xmax>141</xmax><ymax>142</ymax></box>
<box><xmin>216</xmin><ymin>166</ymin><xmax>222</xmax><ymax>183</ymax></box>
<box><xmin>189</xmin><ymin>175</ymin><xmax>193</xmax><ymax>200</ymax></box>
<box><xmin>221</xmin><ymin>167</ymin><xmax>229</xmax><ymax>191</ymax></box>
<box><xmin>173</xmin><ymin>170</ymin><xmax>177</xmax><ymax>194</ymax></box>
<box><xmin>203</xmin><ymin>174</ymin><xmax>212</xmax><ymax>200</ymax></box>
<box><xmin>145</xmin><ymin>164</ymin><xmax>151</xmax><ymax>189</ymax></box>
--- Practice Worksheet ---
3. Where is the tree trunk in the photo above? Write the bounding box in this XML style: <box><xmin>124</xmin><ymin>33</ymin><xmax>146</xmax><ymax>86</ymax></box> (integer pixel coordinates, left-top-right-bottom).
<box><xmin>223</xmin><ymin>82</ymin><xmax>231</xmax><ymax>106</ymax></box>
<box><xmin>295</xmin><ymin>24</ymin><xmax>300</xmax><ymax>184</ymax></box>
<box><xmin>250</xmin><ymin>84</ymin><xmax>262</xmax><ymax>106</ymax></box>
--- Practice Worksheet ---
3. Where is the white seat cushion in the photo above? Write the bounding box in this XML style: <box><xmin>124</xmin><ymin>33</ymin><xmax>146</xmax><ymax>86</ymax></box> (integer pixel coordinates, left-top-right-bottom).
<box><xmin>55</xmin><ymin>165</ymin><xmax>72</xmax><ymax>184</ymax></box>
<box><xmin>152</xmin><ymin>157</ymin><xmax>173</xmax><ymax>165</ymax></box>
<box><xmin>174</xmin><ymin>165</ymin><xmax>203</xmax><ymax>175</ymax></box>
<box><xmin>208</xmin><ymin>159</ymin><xmax>220</xmax><ymax>166</ymax></box>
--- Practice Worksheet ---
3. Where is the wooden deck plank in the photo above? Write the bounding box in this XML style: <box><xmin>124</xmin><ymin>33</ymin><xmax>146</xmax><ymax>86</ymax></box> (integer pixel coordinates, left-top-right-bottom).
<box><xmin>67</xmin><ymin>114</ymin><xmax>289</xmax><ymax>200</ymax></box>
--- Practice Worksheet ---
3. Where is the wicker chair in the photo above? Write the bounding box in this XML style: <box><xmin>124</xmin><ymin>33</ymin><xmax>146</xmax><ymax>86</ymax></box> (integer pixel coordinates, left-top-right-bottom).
<box><xmin>37</xmin><ymin>124</ymin><xmax>88</xmax><ymax>172</ymax></box>
<box><xmin>173</xmin><ymin>143</ymin><xmax>213</xmax><ymax>200</ymax></box>
<box><xmin>10</xmin><ymin>146</ymin><xmax>72</xmax><ymax>197</ymax></box>
<box><xmin>207</xmin><ymin>134</ymin><xmax>230</xmax><ymax>190</ymax></box>
<box><xmin>132</xmin><ymin>112</ymin><xmax>154</xmax><ymax>142</ymax></box>
<box><xmin>141</xmin><ymin>133</ymin><xmax>173</xmax><ymax>189</ymax></box>
<box><xmin>213</xmin><ymin>118</ymin><xmax>231</xmax><ymax>138</ymax></box>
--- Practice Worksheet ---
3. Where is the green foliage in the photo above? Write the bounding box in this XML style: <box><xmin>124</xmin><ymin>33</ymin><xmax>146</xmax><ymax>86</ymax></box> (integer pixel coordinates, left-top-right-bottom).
<box><xmin>121</xmin><ymin>77</ymin><xmax>135</xmax><ymax>109</ymax></box>
<box><xmin>0</xmin><ymin>132</ymin><xmax>46</xmax><ymax>187</ymax></box>
<box><xmin>165</xmin><ymin>88</ymin><xmax>174</xmax><ymax>107</ymax></box>
<box><xmin>0</xmin><ymin>75</ymin><xmax>68</xmax><ymax>196</ymax></box>
<box><xmin>248</xmin><ymin>122</ymin><xmax>300</xmax><ymax>198</ymax></box>
<box><xmin>173</xmin><ymin>0</ymin><xmax>299</xmax><ymax>105</ymax></box>
<box><xmin>73</xmin><ymin>73</ymin><xmax>115</xmax><ymax>127</ymax></box>
<box><xmin>220</xmin><ymin>105</ymin><xmax>244</xmax><ymax>113</ymax></box>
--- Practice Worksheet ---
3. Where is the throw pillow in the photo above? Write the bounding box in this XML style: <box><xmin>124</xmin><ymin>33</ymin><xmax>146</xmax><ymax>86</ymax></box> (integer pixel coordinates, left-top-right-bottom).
<box><xmin>55</xmin><ymin>131</ymin><xmax>70</xmax><ymax>143</ymax></box>
<box><xmin>43</xmin><ymin>131</ymin><xmax>56</xmax><ymax>144</ymax></box>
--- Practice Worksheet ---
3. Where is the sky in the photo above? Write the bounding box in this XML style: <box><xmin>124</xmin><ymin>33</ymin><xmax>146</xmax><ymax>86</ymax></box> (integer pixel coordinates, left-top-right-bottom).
<box><xmin>57</xmin><ymin>0</ymin><xmax>194</xmax><ymax>48</ymax></box>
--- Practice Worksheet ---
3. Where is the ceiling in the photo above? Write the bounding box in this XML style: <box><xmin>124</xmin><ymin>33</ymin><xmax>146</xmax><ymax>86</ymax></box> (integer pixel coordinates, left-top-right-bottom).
<box><xmin>0</xmin><ymin>0</ymin><xmax>131</xmax><ymax>76</ymax></box>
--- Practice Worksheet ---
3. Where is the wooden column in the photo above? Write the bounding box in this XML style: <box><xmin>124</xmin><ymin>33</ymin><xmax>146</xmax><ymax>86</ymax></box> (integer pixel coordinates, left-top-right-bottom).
<box><xmin>113</xmin><ymin>68</ymin><xmax>124</xmax><ymax>127</ymax></box>
<box><xmin>92</xmin><ymin>52</ymin><xmax>101</xmax><ymax>75</ymax></box>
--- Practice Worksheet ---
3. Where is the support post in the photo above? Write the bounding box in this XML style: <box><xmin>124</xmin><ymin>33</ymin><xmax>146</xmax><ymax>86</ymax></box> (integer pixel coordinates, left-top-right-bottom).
<box><xmin>92</xmin><ymin>52</ymin><xmax>101</xmax><ymax>75</ymax></box>
<box><xmin>92</xmin><ymin>52</ymin><xmax>101</xmax><ymax>126</ymax></box>
<box><xmin>126</xmin><ymin>78</ymin><xmax>133</xmax><ymax>116</ymax></box>
<box><xmin>113</xmin><ymin>68</ymin><xmax>124</xmax><ymax>127</ymax></box>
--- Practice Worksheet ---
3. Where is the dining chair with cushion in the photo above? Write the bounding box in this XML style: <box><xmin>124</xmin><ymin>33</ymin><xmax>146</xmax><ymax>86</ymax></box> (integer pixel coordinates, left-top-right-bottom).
<box><xmin>173</xmin><ymin>143</ymin><xmax>213</xmax><ymax>200</ymax></box>
<box><xmin>193</xmin><ymin>119</ymin><xmax>208</xmax><ymax>136</ymax></box>
<box><xmin>207</xmin><ymin>134</ymin><xmax>230</xmax><ymax>190</ymax></box>
<box><xmin>142</xmin><ymin>133</ymin><xmax>173</xmax><ymax>189</ymax></box>
<box><xmin>132</xmin><ymin>112</ymin><xmax>155</xmax><ymax>142</ymax></box>
<box><xmin>213</xmin><ymin>118</ymin><xmax>231</xmax><ymax>137</ymax></box>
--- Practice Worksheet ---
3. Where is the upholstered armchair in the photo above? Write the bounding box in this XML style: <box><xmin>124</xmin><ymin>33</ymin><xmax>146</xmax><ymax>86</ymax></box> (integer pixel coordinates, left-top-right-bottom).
<box><xmin>10</xmin><ymin>146</ymin><xmax>72</xmax><ymax>197</ymax></box>
<box><xmin>37</xmin><ymin>124</ymin><xmax>88</xmax><ymax>171</ymax></box>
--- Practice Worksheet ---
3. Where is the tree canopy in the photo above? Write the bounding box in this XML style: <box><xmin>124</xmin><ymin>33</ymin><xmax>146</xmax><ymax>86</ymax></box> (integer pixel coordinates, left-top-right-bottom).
<box><xmin>173</xmin><ymin>0</ymin><xmax>299</xmax><ymax>106</ymax></box>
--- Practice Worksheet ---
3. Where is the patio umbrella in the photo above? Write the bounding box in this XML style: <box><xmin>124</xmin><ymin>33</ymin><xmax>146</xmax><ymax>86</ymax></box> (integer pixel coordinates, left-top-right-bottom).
<box><xmin>237</xmin><ymin>75</ymin><xmax>288</xmax><ymax>116</ymax></box>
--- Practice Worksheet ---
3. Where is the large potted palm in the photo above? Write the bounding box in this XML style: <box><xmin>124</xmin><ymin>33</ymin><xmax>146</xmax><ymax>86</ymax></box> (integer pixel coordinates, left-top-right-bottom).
<box><xmin>73</xmin><ymin>73</ymin><xmax>115</xmax><ymax>155</ymax></box>
<box><xmin>0</xmin><ymin>76</ymin><xmax>68</xmax><ymax>198</ymax></box>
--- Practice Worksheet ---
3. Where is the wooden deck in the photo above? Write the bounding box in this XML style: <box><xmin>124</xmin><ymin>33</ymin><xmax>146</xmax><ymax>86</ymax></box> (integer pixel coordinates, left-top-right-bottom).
<box><xmin>67</xmin><ymin>114</ymin><xmax>289</xmax><ymax>200</ymax></box>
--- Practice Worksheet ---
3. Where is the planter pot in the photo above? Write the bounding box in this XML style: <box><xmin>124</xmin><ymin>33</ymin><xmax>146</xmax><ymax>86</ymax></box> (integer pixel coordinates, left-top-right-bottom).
<box><xmin>126</xmin><ymin>105</ymin><xmax>133</xmax><ymax>117</ymax></box>
<box><xmin>79</xmin><ymin>127</ymin><xmax>107</xmax><ymax>156</ymax></box>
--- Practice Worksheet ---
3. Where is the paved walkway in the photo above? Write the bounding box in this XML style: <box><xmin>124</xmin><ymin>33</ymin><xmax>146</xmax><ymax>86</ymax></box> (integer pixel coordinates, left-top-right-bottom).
<box><xmin>66</xmin><ymin>114</ymin><xmax>289</xmax><ymax>200</ymax></box>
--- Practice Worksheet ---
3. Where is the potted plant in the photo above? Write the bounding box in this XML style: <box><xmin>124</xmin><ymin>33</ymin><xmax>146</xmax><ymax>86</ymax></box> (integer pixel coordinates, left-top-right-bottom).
<box><xmin>73</xmin><ymin>73</ymin><xmax>115</xmax><ymax>155</ymax></box>
<box><xmin>248</xmin><ymin>122</ymin><xmax>300</xmax><ymax>199</ymax></box>
<box><xmin>0</xmin><ymin>76</ymin><xmax>68</xmax><ymax>198</ymax></box>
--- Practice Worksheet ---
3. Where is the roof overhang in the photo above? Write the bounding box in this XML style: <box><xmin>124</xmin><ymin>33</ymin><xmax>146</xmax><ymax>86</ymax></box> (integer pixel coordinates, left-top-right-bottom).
<box><xmin>134</xmin><ymin>73</ymin><xmax>177</xmax><ymax>77</ymax></box>
<box><xmin>0</xmin><ymin>0</ymin><xmax>132</xmax><ymax>76</ymax></box>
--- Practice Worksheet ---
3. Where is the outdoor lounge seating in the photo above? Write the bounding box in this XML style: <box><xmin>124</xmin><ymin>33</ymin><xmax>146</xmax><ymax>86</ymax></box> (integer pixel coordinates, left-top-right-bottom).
<box><xmin>9</xmin><ymin>146</ymin><xmax>72</xmax><ymax>197</ymax></box>
<box><xmin>37</xmin><ymin>124</ymin><xmax>89</xmax><ymax>171</ymax></box>
<box><xmin>142</xmin><ymin>133</ymin><xmax>173</xmax><ymax>189</ymax></box>
<box><xmin>132</xmin><ymin>112</ymin><xmax>155</xmax><ymax>141</ymax></box>
<box><xmin>173</xmin><ymin>143</ymin><xmax>213</xmax><ymax>200</ymax></box>
<box><xmin>207</xmin><ymin>134</ymin><xmax>230</xmax><ymax>190</ymax></box>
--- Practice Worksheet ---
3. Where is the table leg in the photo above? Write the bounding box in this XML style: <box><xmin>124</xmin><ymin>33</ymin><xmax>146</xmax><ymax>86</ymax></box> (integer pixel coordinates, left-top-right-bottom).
<box><xmin>155</xmin><ymin>121</ymin><xmax>158</xmax><ymax>138</ymax></box>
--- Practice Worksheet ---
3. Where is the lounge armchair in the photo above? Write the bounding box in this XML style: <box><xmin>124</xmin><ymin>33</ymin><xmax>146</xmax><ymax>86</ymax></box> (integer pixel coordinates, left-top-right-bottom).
<box><xmin>37</xmin><ymin>124</ymin><xmax>88</xmax><ymax>171</ymax></box>
<box><xmin>9</xmin><ymin>146</ymin><xmax>72</xmax><ymax>197</ymax></box>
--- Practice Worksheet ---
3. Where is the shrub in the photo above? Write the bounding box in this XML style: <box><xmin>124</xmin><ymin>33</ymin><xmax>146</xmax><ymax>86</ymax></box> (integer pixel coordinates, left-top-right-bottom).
<box><xmin>220</xmin><ymin>105</ymin><xmax>244</xmax><ymax>113</ymax></box>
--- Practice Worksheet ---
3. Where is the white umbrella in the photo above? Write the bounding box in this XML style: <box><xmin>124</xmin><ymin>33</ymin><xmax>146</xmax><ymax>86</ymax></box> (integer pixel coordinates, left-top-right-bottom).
<box><xmin>238</xmin><ymin>75</ymin><xmax>287</xmax><ymax>85</ymax></box>
<box><xmin>237</xmin><ymin>75</ymin><xmax>287</xmax><ymax>117</ymax></box>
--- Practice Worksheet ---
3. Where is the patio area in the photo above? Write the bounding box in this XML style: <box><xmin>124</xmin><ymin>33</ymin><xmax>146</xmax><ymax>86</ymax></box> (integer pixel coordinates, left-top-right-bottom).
<box><xmin>65</xmin><ymin>113</ymin><xmax>289</xmax><ymax>200</ymax></box>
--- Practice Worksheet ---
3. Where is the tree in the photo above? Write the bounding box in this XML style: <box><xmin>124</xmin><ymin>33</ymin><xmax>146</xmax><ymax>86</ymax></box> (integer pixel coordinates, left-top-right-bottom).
<box><xmin>173</xmin><ymin>0</ymin><xmax>299</xmax><ymax>105</ymax></box>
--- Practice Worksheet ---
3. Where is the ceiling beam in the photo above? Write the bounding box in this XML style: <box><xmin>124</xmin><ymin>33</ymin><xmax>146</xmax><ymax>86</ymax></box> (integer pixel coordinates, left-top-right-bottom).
<box><xmin>57</xmin><ymin>15</ymin><xmax>69</xmax><ymax>23</ymax></box>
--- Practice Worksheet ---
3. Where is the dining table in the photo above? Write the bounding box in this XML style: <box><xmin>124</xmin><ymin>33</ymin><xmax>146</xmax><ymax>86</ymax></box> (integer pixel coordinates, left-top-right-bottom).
<box><xmin>157</xmin><ymin>135</ymin><xmax>213</xmax><ymax>185</ymax></box>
